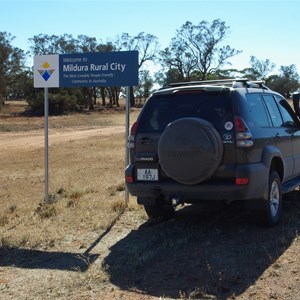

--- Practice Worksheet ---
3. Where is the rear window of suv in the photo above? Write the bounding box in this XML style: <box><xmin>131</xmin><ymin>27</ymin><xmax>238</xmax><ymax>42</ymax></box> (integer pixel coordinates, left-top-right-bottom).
<box><xmin>138</xmin><ymin>90</ymin><xmax>232</xmax><ymax>133</ymax></box>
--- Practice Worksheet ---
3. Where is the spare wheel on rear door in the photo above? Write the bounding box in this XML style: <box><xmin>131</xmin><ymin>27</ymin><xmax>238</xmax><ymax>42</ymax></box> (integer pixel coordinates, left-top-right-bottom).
<box><xmin>158</xmin><ymin>117</ymin><xmax>223</xmax><ymax>185</ymax></box>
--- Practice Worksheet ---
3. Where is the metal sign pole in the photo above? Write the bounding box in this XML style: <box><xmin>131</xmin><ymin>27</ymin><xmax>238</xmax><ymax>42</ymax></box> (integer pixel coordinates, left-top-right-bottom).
<box><xmin>125</xmin><ymin>86</ymin><xmax>130</xmax><ymax>206</ymax></box>
<box><xmin>44</xmin><ymin>87</ymin><xmax>49</xmax><ymax>203</ymax></box>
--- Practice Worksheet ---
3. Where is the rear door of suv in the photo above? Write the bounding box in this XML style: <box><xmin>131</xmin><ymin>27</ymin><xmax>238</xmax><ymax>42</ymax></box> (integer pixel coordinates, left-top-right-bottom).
<box><xmin>262</xmin><ymin>94</ymin><xmax>294</xmax><ymax>180</ymax></box>
<box><xmin>275</xmin><ymin>95</ymin><xmax>300</xmax><ymax>176</ymax></box>
<box><xmin>132</xmin><ymin>88</ymin><xmax>235</xmax><ymax>183</ymax></box>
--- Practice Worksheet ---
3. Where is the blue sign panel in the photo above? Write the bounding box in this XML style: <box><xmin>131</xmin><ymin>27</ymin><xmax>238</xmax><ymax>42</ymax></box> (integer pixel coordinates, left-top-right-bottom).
<box><xmin>59</xmin><ymin>51</ymin><xmax>138</xmax><ymax>87</ymax></box>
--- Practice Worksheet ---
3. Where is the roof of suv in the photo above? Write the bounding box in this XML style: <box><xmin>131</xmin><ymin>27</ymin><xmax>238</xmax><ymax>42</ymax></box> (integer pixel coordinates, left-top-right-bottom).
<box><xmin>154</xmin><ymin>78</ymin><xmax>272</xmax><ymax>96</ymax></box>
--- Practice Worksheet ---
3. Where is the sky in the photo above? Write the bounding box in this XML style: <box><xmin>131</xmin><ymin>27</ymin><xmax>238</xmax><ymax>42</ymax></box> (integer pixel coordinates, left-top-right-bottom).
<box><xmin>2</xmin><ymin>0</ymin><xmax>300</xmax><ymax>75</ymax></box>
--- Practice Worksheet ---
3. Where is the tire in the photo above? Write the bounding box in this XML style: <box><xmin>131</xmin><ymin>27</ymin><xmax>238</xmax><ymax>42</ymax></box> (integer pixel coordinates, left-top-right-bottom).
<box><xmin>158</xmin><ymin>118</ymin><xmax>223</xmax><ymax>185</ymax></box>
<box><xmin>264</xmin><ymin>170</ymin><xmax>282</xmax><ymax>226</ymax></box>
<box><xmin>144</xmin><ymin>203</ymin><xmax>175</xmax><ymax>219</ymax></box>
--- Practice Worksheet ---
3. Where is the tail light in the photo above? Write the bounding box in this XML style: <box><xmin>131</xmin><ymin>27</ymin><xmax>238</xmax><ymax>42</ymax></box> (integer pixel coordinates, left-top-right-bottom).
<box><xmin>235</xmin><ymin>177</ymin><xmax>249</xmax><ymax>185</ymax></box>
<box><xmin>127</xmin><ymin>121</ymin><xmax>138</xmax><ymax>149</ymax></box>
<box><xmin>125</xmin><ymin>175</ymin><xmax>134</xmax><ymax>183</ymax></box>
<box><xmin>234</xmin><ymin>116</ymin><xmax>254</xmax><ymax>148</ymax></box>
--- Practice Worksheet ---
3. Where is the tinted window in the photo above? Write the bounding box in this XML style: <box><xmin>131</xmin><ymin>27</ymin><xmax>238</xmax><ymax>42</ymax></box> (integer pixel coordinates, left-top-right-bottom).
<box><xmin>138</xmin><ymin>91</ymin><xmax>231</xmax><ymax>132</ymax></box>
<box><xmin>263</xmin><ymin>95</ymin><xmax>283</xmax><ymax>127</ymax></box>
<box><xmin>246</xmin><ymin>94</ymin><xmax>271</xmax><ymax>127</ymax></box>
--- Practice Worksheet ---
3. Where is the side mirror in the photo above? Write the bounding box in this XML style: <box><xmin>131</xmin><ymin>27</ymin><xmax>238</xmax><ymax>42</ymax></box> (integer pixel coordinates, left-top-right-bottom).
<box><xmin>292</xmin><ymin>92</ymin><xmax>300</xmax><ymax>117</ymax></box>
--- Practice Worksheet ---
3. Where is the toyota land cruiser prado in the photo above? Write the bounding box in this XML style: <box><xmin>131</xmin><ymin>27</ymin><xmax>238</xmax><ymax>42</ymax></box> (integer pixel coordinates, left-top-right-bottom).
<box><xmin>125</xmin><ymin>79</ymin><xmax>300</xmax><ymax>226</ymax></box>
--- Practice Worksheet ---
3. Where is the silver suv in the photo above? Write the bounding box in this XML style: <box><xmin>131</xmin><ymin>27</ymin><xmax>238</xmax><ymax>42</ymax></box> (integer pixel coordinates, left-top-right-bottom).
<box><xmin>125</xmin><ymin>79</ymin><xmax>300</xmax><ymax>226</ymax></box>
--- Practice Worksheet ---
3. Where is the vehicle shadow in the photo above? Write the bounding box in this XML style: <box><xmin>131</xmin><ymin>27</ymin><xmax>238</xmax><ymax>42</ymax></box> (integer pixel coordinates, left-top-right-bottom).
<box><xmin>0</xmin><ymin>247</ymin><xmax>99</xmax><ymax>272</ymax></box>
<box><xmin>103</xmin><ymin>194</ymin><xmax>300</xmax><ymax>299</ymax></box>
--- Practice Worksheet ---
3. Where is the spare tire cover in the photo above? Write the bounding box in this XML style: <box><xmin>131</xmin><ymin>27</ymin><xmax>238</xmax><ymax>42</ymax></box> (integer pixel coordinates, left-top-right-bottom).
<box><xmin>158</xmin><ymin>118</ymin><xmax>223</xmax><ymax>185</ymax></box>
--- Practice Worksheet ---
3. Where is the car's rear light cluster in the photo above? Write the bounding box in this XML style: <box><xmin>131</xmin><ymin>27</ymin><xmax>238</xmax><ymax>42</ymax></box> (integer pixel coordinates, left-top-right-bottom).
<box><xmin>234</xmin><ymin>116</ymin><xmax>252</xmax><ymax>185</ymax></box>
<box><xmin>234</xmin><ymin>116</ymin><xmax>254</xmax><ymax>148</ymax></box>
<box><xmin>127</xmin><ymin>121</ymin><xmax>138</xmax><ymax>149</ymax></box>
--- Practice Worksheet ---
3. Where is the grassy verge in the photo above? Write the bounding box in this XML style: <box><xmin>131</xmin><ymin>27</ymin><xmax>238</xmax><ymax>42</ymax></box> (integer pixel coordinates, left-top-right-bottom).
<box><xmin>0</xmin><ymin>102</ymin><xmax>141</xmax><ymax>249</ymax></box>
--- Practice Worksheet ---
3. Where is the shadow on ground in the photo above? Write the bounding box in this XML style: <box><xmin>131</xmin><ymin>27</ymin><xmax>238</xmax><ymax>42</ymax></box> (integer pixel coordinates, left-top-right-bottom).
<box><xmin>0</xmin><ymin>247</ymin><xmax>99</xmax><ymax>272</ymax></box>
<box><xmin>103</xmin><ymin>193</ymin><xmax>300</xmax><ymax>299</ymax></box>
<box><xmin>0</xmin><ymin>210</ymin><xmax>123</xmax><ymax>272</ymax></box>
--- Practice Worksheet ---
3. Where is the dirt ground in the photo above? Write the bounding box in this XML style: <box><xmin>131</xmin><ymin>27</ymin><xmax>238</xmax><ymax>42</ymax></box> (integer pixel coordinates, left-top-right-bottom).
<box><xmin>0</xmin><ymin>126</ymin><xmax>124</xmax><ymax>152</ymax></box>
<box><xmin>1</xmin><ymin>102</ymin><xmax>300</xmax><ymax>299</ymax></box>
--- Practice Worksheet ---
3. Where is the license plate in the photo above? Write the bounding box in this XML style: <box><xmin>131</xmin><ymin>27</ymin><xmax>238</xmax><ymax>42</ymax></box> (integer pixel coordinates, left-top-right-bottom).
<box><xmin>137</xmin><ymin>168</ymin><xmax>159</xmax><ymax>181</ymax></box>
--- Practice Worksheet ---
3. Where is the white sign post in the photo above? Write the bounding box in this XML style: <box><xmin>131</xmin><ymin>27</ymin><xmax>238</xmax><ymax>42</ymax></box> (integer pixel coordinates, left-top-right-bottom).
<box><xmin>44</xmin><ymin>87</ymin><xmax>49</xmax><ymax>203</ymax></box>
<box><xmin>34</xmin><ymin>55</ymin><xmax>59</xmax><ymax>203</ymax></box>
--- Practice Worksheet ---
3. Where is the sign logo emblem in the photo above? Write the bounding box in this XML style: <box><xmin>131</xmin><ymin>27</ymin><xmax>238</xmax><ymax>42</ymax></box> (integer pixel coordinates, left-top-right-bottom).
<box><xmin>38</xmin><ymin>61</ymin><xmax>55</xmax><ymax>81</ymax></box>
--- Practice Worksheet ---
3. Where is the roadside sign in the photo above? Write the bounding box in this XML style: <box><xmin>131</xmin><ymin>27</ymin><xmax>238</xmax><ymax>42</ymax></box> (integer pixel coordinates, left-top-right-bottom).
<box><xmin>33</xmin><ymin>51</ymin><xmax>138</xmax><ymax>204</ymax></box>
<box><xmin>34</xmin><ymin>51</ymin><xmax>139</xmax><ymax>88</ymax></box>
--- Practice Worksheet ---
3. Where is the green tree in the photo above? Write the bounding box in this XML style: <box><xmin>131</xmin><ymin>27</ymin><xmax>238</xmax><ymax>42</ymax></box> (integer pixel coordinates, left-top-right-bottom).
<box><xmin>0</xmin><ymin>32</ymin><xmax>28</xmax><ymax>107</ymax></box>
<box><xmin>6</xmin><ymin>69</ymin><xmax>34</xmax><ymax>100</ymax></box>
<box><xmin>266</xmin><ymin>64</ymin><xmax>300</xmax><ymax>97</ymax></box>
<box><xmin>159</xmin><ymin>40</ymin><xmax>197</xmax><ymax>82</ymax></box>
<box><xmin>240</xmin><ymin>56</ymin><xmax>276</xmax><ymax>80</ymax></box>
<box><xmin>160</xmin><ymin>19</ymin><xmax>241</xmax><ymax>82</ymax></box>
<box><xmin>27</xmin><ymin>88</ymin><xmax>83</xmax><ymax>115</ymax></box>
<box><xmin>155</xmin><ymin>68</ymin><xmax>185</xmax><ymax>87</ymax></box>
<box><xmin>29</xmin><ymin>33</ymin><xmax>77</xmax><ymax>54</ymax></box>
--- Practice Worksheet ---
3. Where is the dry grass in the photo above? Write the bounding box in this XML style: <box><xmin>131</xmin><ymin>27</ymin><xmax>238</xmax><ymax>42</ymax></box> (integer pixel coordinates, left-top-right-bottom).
<box><xmin>0</xmin><ymin>99</ymin><xmax>136</xmax><ymax>132</ymax></box>
<box><xmin>0</xmin><ymin>101</ymin><xmax>140</xmax><ymax>249</ymax></box>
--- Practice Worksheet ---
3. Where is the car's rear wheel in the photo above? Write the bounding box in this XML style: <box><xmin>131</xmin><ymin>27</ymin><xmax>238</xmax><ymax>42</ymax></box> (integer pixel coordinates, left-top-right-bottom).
<box><xmin>264</xmin><ymin>170</ymin><xmax>282</xmax><ymax>226</ymax></box>
<box><xmin>144</xmin><ymin>202</ymin><xmax>175</xmax><ymax>219</ymax></box>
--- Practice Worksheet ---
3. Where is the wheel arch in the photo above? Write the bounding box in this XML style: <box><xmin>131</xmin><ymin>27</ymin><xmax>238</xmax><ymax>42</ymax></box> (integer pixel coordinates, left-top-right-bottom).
<box><xmin>262</xmin><ymin>145</ymin><xmax>284</xmax><ymax>181</ymax></box>
<box><xmin>270</xmin><ymin>157</ymin><xmax>284</xmax><ymax>181</ymax></box>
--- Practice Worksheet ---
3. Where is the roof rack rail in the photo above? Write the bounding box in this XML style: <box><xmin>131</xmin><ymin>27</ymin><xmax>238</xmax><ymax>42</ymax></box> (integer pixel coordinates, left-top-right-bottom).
<box><xmin>169</xmin><ymin>78</ymin><xmax>270</xmax><ymax>90</ymax></box>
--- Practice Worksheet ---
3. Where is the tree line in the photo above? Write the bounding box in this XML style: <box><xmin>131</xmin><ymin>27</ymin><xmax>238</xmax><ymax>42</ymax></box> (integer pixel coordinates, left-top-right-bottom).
<box><xmin>1</xmin><ymin>19</ymin><xmax>299</xmax><ymax>114</ymax></box>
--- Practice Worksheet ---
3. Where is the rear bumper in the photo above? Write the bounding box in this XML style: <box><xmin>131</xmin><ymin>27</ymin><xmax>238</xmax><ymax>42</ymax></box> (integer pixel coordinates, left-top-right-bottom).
<box><xmin>125</xmin><ymin>162</ymin><xmax>269</xmax><ymax>203</ymax></box>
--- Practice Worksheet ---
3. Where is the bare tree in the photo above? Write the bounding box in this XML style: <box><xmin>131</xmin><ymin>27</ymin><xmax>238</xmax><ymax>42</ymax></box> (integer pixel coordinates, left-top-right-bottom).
<box><xmin>248</xmin><ymin>56</ymin><xmax>276</xmax><ymax>80</ymax></box>
<box><xmin>115</xmin><ymin>32</ymin><xmax>159</xmax><ymax>106</ymax></box>
<box><xmin>159</xmin><ymin>39</ymin><xmax>197</xmax><ymax>81</ymax></box>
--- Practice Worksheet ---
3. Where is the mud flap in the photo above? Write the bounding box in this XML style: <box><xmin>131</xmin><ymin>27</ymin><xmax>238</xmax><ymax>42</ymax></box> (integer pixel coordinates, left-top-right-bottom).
<box><xmin>244</xmin><ymin>183</ymin><xmax>269</xmax><ymax>210</ymax></box>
